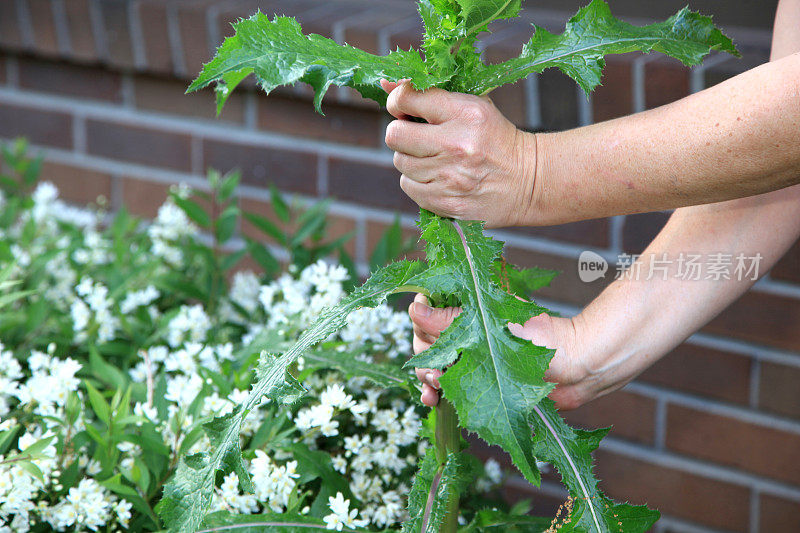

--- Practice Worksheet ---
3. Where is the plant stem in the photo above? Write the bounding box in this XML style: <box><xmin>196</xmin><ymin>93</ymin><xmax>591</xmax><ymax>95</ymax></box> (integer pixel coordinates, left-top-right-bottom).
<box><xmin>435</xmin><ymin>397</ymin><xmax>460</xmax><ymax>533</ymax></box>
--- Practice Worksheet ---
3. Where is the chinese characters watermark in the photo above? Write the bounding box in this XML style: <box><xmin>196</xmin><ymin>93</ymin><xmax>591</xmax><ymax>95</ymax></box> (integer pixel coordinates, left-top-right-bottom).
<box><xmin>578</xmin><ymin>252</ymin><xmax>763</xmax><ymax>283</ymax></box>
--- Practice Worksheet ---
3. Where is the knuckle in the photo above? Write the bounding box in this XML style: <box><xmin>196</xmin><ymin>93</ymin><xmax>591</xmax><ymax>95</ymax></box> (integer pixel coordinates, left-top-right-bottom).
<box><xmin>460</xmin><ymin>100</ymin><xmax>490</xmax><ymax>123</ymax></box>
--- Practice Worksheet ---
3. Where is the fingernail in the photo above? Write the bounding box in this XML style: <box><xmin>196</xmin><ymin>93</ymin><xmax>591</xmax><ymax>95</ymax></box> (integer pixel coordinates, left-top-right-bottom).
<box><xmin>425</xmin><ymin>372</ymin><xmax>435</xmax><ymax>387</ymax></box>
<box><xmin>414</xmin><ymin>302</ymin><xmax>432</xmax><ymax>317</ymax></box>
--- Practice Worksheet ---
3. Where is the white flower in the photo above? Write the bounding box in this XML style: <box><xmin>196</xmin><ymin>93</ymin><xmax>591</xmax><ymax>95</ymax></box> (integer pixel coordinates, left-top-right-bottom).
<box><xmin>230</xmin><ymin>271</ymin><xmax>261</xmax><ymax>314</ymax></box>
<box><xmin>324</xmin><ymin>492</ymin><xmax>368</xmax><ymax>530</ymax></box>
<box><xmin>485</xmin><ymin>458</ymin><xmax>503</xmax><ymax>485</ymax></box>
<box><xmin>320</xmin><ymin>384</ymin><xmax>356</xmax><ymax>411</ymax></box>
<box><xmin>120</xmin><ymin>286</ymin><xmax>159</xmax><ymax>314</ymax></box>
<box><xmin>164</xmin><ymin>374</ymin><xmax>204</xmax><ymax>408</ymax></box>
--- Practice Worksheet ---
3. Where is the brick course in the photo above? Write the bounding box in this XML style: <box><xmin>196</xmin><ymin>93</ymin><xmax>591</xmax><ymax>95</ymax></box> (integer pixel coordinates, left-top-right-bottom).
<box><xmin>0</xmin><ymin>1</ymin><xmax>793</xmax><ymax>531</ymax></box>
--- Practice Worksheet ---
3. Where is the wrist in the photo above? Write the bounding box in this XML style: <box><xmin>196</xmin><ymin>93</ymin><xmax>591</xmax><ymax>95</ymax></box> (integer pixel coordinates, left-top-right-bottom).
<box><xmin>516</xmin><ymin>131</ymin><xmax>560</xmax><ymax>227</ymax></box>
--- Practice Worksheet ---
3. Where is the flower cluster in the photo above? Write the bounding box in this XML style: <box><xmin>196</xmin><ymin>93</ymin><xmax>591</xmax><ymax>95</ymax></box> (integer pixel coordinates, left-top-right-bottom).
<box><xmin>0</xmin><ymin>159</ymin><xmax>511</xmax><ymax>532</ymax></box>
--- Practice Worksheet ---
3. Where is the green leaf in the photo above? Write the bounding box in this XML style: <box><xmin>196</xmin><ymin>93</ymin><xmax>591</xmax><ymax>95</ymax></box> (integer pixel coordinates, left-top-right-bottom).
<box><xmin>464</xmin><ymin>0</ymin><xmax>739</xmax><ymax>94</ymax></box>
<box><xmin>16</xmin><ymin>435</ymin><xmax>56</xmax><ymax>458</ymax></box>
<box><xmin>456</xmin><ymin>0</ymin><xmax>521</xmax><ymax>36</ymax></box>
<box><xmin>303</xmin><ymin>349</ymin><xmax>412</xmax><ymax>389</ymax></box>
<box><xmin>529</xmin><ymin>400</ymin><xmax>659</xmax><ymax>532</ymax></box>
<box><xmin>243</xmin><ymin>212</ymin><xmax>286</xmax><ymax>244</ymax></box>
<box><xmin>173</xmin><ymin>196</ymin><xmax>211</xmax><ymax>228</ymax></box>
<box><xmin>215</xmin><ymin>205</ymin><xmax>239</xmax><ymax>244</ymax></box>
<box><xmin>158</xmin><ymin>260</ymin><xmax>427</xmax><ymax>532</ymax></box>
<box><xmin>198</xmin><ymin>512</ymin><xmax>364</xmax><ymax>532</ymax></box>
<box><xmin>89</xmin><ymin>346</ymin><xmax>128</xmax><ymax>390</ymax></box>
<box><xmin>407</xmin><ymin>212</ymin><xmax>552</xmax><ymax>485</ymax></box>
<box><xmin>462</xmin><ymin>509</ymin><xmax>553</xmax><ymax>532</ymax></box>
<box><xmin>85</xmin><ymin>381</ymin><xmax>111</xmax><ymax>426</ymax></box>
<box><xmin>403</xmin><ymin>450</ymin><xmax>472</xmax><ymax>533</ymax></box>
<box><xmin>270</xmin><ymin>184</ymin><xmax>291</xmax><ymax>224</ymax></box>
<box><xmin>369</xmin><ymin>216</ymin><xmax>404</xmax><ymax>271</ymax></box>
<box><xmin>287</xmin><ymin>443</ymin><xmax>354</xmax><ymax>501</ymax></box>
<box><xmin>218</xmin><ymin>170</ymin><xmax>241</xmax><ymax>202</ymax></box>
<box><xmin>189</xmin><ymin>14</ymin><xmax>450</xmax><ymax>112</ymax></box>
<box><xmin>18</xmin><ymin>460</ymin><xmax>45</xmax><ymax>482</ymax></box>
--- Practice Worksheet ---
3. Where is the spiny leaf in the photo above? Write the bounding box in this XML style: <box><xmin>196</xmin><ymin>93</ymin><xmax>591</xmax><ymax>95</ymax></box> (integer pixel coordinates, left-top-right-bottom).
<box><xmin>462</xmin><ymin>509</ymin><xmax>553</xmax><ymax>532</ymax></box>
<box><xmin>530</xmin><ymin>400</ymin><xmax>660</xmax><ymax>532</ymax></box>
<box><xmin>303</xmin><ymin>349</ymin><xmax>413</xmax><ymax>389</ymax></box>
<box><xmin>462</xmin><ymin>0</ymin><xmax>739</xmax><ymax>94</ymax></box>
<box><xmin>198</xmin><ymin>512</ymin><xmax>367</xmax><ymax>532</ymax></box>
<box><xmin>158</xmin><ymin>260</ymin><xmax>428</xmax><ymax>532</ymax></box>
<box><xmin>456</xmin><ymin>0</ymin><xmax>521</xmax><ymax>36</ymax></box>
<box><xmin>403</xmin><ymin>450</ymin><xmax>473</xmax><ymax>533</ymax></box>
<box><xmin>189</xmin><ymin>13</ymin><xmax>450</xmax><ymax>113</ymax></box>
<box><xmin>408</xmin><ymin>212</ymin><xmax>554</xmax><ymax>484</ymax></box>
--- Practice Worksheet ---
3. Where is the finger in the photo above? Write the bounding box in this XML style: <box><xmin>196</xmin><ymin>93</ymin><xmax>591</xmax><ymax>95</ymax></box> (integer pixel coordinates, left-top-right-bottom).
<box><xmin>385</xmin><ymin>120</ymin><xmax>442</xmax><ymax>158</ymax></box>
<box><xmin>413</xmin><ymin>322</ymin><xmax>438</xmax><ymax>345</ymax></box>
<box><xmin>408</xmin><ymin>299</ymin><xmax>462</xmax><ymax>338</ymax></box>
<box><xmin>413</xmin><ymin>333</ymin><xmax>432</xmax><ymax>355</ymax></box>
<box><xmin>414</xmin><ymin>368</ymin><xmax>442</xmax><ymax>389</ymax></box>
<box><xmin>381</xmin><ymin>78</ymin><xmax>410</xmax><ymax>94</ymax></box>
<box><xmin>386</xmin><ymin>82</ymin><xmax>460</xmax><ymax>124</ymax></box>
<box><xmin>394</xmin><ymin>153</ymin><xmax>435</xmax><ymax>184</ymax></box>
<box><xmin>421</xmin><ymin>384</ymin><xmax>440</xmax><ymax>407</ymax></box>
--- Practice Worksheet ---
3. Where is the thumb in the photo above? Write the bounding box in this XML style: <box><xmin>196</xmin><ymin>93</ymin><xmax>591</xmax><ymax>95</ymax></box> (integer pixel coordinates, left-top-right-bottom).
<box><xmin>409</xmin><ymin>298</ymin><xmax>461</xmax><ymax>340</ymax></box>
<box><xmin>508</xmin><ymin>313</ymin><xmax>559</xmax><ymax>347</ymax></box>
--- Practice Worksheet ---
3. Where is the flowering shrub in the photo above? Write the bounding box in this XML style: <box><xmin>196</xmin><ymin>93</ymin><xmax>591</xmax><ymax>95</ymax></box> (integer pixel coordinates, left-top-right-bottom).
<box><xmin>0</xmin><ymin>140</ymin><xmax>510</xmax><ymax>532</ymax></box>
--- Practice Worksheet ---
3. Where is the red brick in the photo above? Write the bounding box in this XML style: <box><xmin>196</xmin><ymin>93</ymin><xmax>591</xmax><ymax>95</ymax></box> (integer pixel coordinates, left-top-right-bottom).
<box><xmin>28</xmin><ymin>0</ymin><xmax>60</xmax><ymax>56</ymax></box>
<box><xmin>328</xmin><ymin>158</ymin><xmax>415</xmax><ymax>213</ymax></box>
<box><xmin>622</xmin><ymin>211</ymin><xmax>670</xmax><ymax>254</ymax></box>
<box><xmin>133</xmin><ymin>74</ymin><xmax>244</xmax><ymax>123</ymax></box>
<box><xmin>18</xmin><ymin>57</ymin><xmax>123</xmax><ymax>102</ymax></box>
<box><xmin>593</xmin><ymin>57</ymin><xmax>634</xmax><ymax>122</ymax></box>
<box><xmin>120</xmin><ymin>177</ymin><xmax>169</xmax><ymax>218</ymax></box>
<box><xmin>203</xmin><ymin>139</ymin><xmax>317</xmax><ymax>195</ymax></box>
<box><xmin>595</xmin><ymin>450</ymin><xmax>750</xmax><ymax>532</ymax></box>
<box><xmin>39</xmin><ymin>161</ymin><xmax>112</xmax><ymax>205</ymax></box>
<box><xmin>760</xmin><ymin>494</ymin><xmax>800</xmax><ymax>532</ymax></box>
<box><xmin>86</xmin><ymin>120</ymin><xmax>192</xmax><ymax>172</ymax></box>
<box><xmin>645</xmin><ymin>59</ymin><xmax>690</xmax><ymax>110</ymax></box>
<box><xmin>759</xmin><ymin>362</ymin><xmax>800</xmax><ymax>419</ymax></box>
<box><xmin>340</xmin><ymin>10</ymin><xmax>408</xmax><ymax>54</ymax></box>
<box><xmin>0</xmin><ymin>103</ymin><xmax>73</xmax><ymax>149</ymax></box>
<box><xmin>504</xmin><ymin>247</ymin><xmax>611</xmax><ymax>307</ymax></box>
<box><xmin>705</xmin><ymin>291</ymin><xmax>800</xmax><ymax>352</ymax></box>
<box><xmin>99</xmin><ymin>1</ymin><xmax>136</xmax><ymax>69</ymax></box>
<box><xmin>666</xmin><ymin>404</ymin><xmax>800</xmax><ymax>485</ymax></box>
<box><xmin>258</xmin><ymin>94</ymin><xmax>383</xmax><ymax>148</ymax></box>
<box><xmin>0</xmin><ymin>3</ymin><xmax>24</xmax><ymax>50</ymax></box>
<box><xmin>177</xmin><ymin>0</ymin><xmax>216</xmax><ymax>77</ymax></box>
<box><xmin>63</xmin><ymin>0</ymin><xmax>97</xmax><ymax>62</ymax></box>
<box><xmin>562</xmin><ymin>390</ymin><xmax>656</xmax><ymax>445</ymax></box>
<box><xmin>639</xmin><ymin>343</ymin><xmax>752</xmax><ymax>404</ymax></box>
<box><xmin>539</xmin><ymin>69</ymin><xmax>579</xmax><ymax>131</ymax></box>
<box><xmin>508</xmin><ymin>219</ymin><xmax>610</xmax><ymax>249</ymax></box>
<box><xmin>771</xmin><ymin>240</ymin><xmax>800</xmax><ymax>285</ymax></box>
<box><xmin>136</xmin><ymin>1</ymin><xmax>174</xmax><ymax>75</ymax></box>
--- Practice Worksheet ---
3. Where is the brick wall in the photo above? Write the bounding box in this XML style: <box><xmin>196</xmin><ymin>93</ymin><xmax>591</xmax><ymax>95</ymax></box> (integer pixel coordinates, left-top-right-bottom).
<box><xmin>1</xmin><ymin>1</ymin><xmax>798</xmax><ymax>532</ymax></box>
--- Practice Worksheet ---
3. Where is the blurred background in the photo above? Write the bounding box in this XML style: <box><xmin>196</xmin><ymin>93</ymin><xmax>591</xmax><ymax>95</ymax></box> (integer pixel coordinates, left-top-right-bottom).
<box><xmin>0</xmin><ymin>1</ymin><xmax>798</xmax><ymax>532</ymax></box>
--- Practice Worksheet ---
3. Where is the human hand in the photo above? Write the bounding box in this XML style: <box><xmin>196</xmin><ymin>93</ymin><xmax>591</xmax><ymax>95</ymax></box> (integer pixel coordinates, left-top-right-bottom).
<box><xmin>408</xmin><ymin>293</ymin><xmax>619</xmax><ymax>410</ymax></box>
<box><xmin>381</xmin><ymin>80</ymin><xmax>537</xmax><ymax>229</ymax></box>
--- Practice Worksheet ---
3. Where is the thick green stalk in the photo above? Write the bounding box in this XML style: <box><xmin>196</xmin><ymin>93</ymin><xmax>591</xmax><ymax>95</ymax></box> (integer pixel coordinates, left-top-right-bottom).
<box><xmin>434</xmin><ymin>397</ymin><xmax>460</xmax><ymax>533</ymax></box>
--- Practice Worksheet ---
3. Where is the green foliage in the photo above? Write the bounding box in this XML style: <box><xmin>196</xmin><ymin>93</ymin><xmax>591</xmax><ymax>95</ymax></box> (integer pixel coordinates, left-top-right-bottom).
<box><xmin>179</xmin><ymin>1</ymin><xmax>739</xmax><ymax>532</ymax></box>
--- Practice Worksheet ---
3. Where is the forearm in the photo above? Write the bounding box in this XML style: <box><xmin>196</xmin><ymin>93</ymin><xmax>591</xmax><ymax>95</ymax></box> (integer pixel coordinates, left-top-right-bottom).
<box><xmin>528</xmin><ymin>52</ymin><xmax>800</xmax><ymax>226</ymax></box>
<box><xmin>574</xmin><ymin>186</ymin><xmax>800</xmax><ymax>393</ymax></box>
